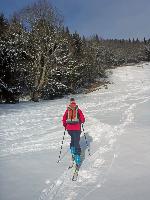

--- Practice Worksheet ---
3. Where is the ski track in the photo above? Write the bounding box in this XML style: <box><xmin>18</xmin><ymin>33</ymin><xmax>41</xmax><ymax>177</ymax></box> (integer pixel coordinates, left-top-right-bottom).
<box><xmin>38</xmin><ymin>103</ymin><xmax>137</xmax><ymax>200</ymax></box>
<box><xmin>0</xmin><ymin>63</ymin><xmax>150</xmax><ymax>200</ymax></box>
<box><xmin>38</xmin><ymin>63</ymin><xmax>150</xmax><ymax>200</ymax></box>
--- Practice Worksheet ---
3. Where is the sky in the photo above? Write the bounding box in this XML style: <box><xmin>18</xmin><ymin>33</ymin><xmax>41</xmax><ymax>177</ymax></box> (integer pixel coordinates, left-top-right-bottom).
<box><xmin>0</xmin><ymin>0</ymin><xmax>150</xmax><ymax>40</ymax></box>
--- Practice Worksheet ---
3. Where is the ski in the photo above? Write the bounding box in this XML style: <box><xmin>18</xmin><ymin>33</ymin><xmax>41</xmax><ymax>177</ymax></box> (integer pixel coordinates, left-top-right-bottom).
<box><xmin>68</xmin><ymin>162</ymin><xmax>74</xmax><ymax>169</ymax></box>
<box><xmin>68</xmin><ymin>155</ymin><xmax>81</xmax><ymax>181</ymax></box>
<box><xmin>68</xmin><ymin>155</ymin><xmax>75</xmax><ymax>169</ymax></box>
<box><xmin>72</xmin><ymin>165</ymin><xmax>79</xmax><ymax>181</ymax></box>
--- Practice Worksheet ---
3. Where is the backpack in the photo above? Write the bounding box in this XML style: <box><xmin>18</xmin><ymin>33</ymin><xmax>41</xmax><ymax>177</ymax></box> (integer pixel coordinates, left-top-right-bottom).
<box><xmin>66</xmin><ymin>104</ymin><xmax>79</xmax><ymax>124</ymax></box>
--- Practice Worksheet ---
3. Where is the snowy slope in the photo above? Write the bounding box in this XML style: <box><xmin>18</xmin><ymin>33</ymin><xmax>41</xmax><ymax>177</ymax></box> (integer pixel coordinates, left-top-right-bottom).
<box><xmin>0</xmin><ymin>62</ymin><xmax>150</xmax><ymax>200</ymax></box>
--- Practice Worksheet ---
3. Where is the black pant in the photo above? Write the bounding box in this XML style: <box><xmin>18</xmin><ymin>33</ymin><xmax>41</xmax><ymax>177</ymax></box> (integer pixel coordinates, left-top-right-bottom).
<box><xmin>68</xmin><ymin>130</ymin><xmax>81</xmax><ymax>155</ymax></box>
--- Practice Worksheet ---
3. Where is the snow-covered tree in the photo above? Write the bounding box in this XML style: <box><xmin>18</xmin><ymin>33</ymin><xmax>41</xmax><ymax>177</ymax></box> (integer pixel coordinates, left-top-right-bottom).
<box><xmin>0</xmin><ymin>13</ymin><xmax>8</xmax><ymax>37</ymax></box>
<box><xmin>0</xmin><ymin>4</ymin><xmax>148</xmax><ymax>104</ymax></box>
<box><xmin>15</xmin><ymin>0</ymin><xmax>64</xmax><ymax>101</ymax></box>
<box><xmin>145</xmin><ymin>44</ymin><xmax>150</xmax><ymax>61</ymax></box>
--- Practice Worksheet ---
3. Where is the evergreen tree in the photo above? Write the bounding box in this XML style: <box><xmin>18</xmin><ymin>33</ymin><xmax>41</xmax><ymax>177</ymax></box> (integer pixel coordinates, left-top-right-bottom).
<box><xmin>0</xmin><ymin>13</ymin><xmax>8</xmax><ymax>37</ymax></box>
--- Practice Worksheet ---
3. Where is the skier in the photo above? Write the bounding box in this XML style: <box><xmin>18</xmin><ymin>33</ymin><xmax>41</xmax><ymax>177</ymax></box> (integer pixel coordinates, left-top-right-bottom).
<box><xmin>62</xmin><ymin>98</ymin><xmax>85</xmax><ymax>167</ymax></box>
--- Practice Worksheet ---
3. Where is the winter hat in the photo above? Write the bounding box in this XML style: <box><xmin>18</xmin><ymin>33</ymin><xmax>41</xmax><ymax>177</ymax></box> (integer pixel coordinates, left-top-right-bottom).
<box><xmin>70</xmin><ymin>97</ymin><xmax>75</xmax><ymax>102</ymax></box>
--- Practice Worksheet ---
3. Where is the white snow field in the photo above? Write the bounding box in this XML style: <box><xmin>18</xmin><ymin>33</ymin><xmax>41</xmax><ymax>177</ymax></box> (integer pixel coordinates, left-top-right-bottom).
<box><xmin>0</xmin><ymin>62</ymin><xmax>150</xmax><ymax>200</ymax></box>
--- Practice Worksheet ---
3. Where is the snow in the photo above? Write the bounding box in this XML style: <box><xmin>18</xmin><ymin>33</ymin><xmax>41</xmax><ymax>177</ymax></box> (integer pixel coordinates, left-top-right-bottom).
<box><xmin>0</xmin><ymin>62</ymin><xmax>150</xmax><ymax>200</ymax></box>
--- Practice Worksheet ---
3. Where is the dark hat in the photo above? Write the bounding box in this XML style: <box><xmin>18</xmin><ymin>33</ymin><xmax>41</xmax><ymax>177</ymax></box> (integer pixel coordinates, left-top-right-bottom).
<box><xmin>70</xmin><ymin>97</ymin><xmax>75</xmax><ymax>102</ymax></box>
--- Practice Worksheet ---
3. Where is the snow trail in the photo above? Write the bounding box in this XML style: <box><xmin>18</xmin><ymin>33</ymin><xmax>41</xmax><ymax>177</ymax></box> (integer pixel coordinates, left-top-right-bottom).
<box><xmin>0</xmin><ymin>62</ymin><xmax>150</xmax><ymax>200</ymax></box>
<box><xmin>38</xmin><ymin>63</ymin><xmax>150</xmax><ymax>200</ymax></box>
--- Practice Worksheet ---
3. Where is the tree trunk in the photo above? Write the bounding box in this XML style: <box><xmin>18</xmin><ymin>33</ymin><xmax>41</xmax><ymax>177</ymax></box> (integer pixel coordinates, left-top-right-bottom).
<box><xmin>31</xmin><ymin>90</ymin><xmax>40</xmax><ymax>102</ymax></box>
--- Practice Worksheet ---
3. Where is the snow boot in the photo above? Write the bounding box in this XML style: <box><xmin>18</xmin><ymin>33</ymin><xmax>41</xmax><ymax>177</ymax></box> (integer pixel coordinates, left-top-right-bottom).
<box><xmin>70</xmin><ymin>147</ymin><xmax>75</xmax><ymax>161</ymax></box>
<box><xmin>75</xmin><ymin>154</ymin><xmax>81</xmax><ymax>166</ymax></box>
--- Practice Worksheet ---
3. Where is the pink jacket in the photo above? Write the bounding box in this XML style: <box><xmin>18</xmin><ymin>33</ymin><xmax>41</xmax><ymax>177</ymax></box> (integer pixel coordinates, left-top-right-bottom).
<box><xmin>62</xmin><ymin>104</ymin><xmax>85</xmax><ymax>131</ymax></box>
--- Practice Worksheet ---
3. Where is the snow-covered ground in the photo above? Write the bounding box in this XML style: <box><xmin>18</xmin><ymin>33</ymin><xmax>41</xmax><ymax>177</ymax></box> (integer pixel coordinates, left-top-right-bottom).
<box><xmin>0</xmin><ymin>62</ymin><xmax>150</xmax><ymax>200</ymax></box>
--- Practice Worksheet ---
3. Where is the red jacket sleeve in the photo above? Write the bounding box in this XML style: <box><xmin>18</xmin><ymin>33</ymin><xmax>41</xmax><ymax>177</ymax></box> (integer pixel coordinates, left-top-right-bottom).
<box><xmin>78</xmin><ymin>109</ymin><xmax>85</xmax><ymax>123</ymax></box>
<box><xmin>62</xmin><ymin>110</ymin><xmax>68</xmax><ymax>127</ymax></box>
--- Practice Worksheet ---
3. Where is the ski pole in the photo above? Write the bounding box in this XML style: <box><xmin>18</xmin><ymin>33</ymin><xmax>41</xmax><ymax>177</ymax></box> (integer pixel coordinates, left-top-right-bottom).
<box><xmin>82</xmin><ymin>124</ymin><xmax>91</xmax><ymax>156</ymax></box>
<box><xmin>57</xmin><ymin>129</ymin><xmax>66</xmax><ymax>163</ymax></box>
<box><xmin>57</xmin><ymin>148</ymin><xmax>69</xmax><ymax>163</ymax></box>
